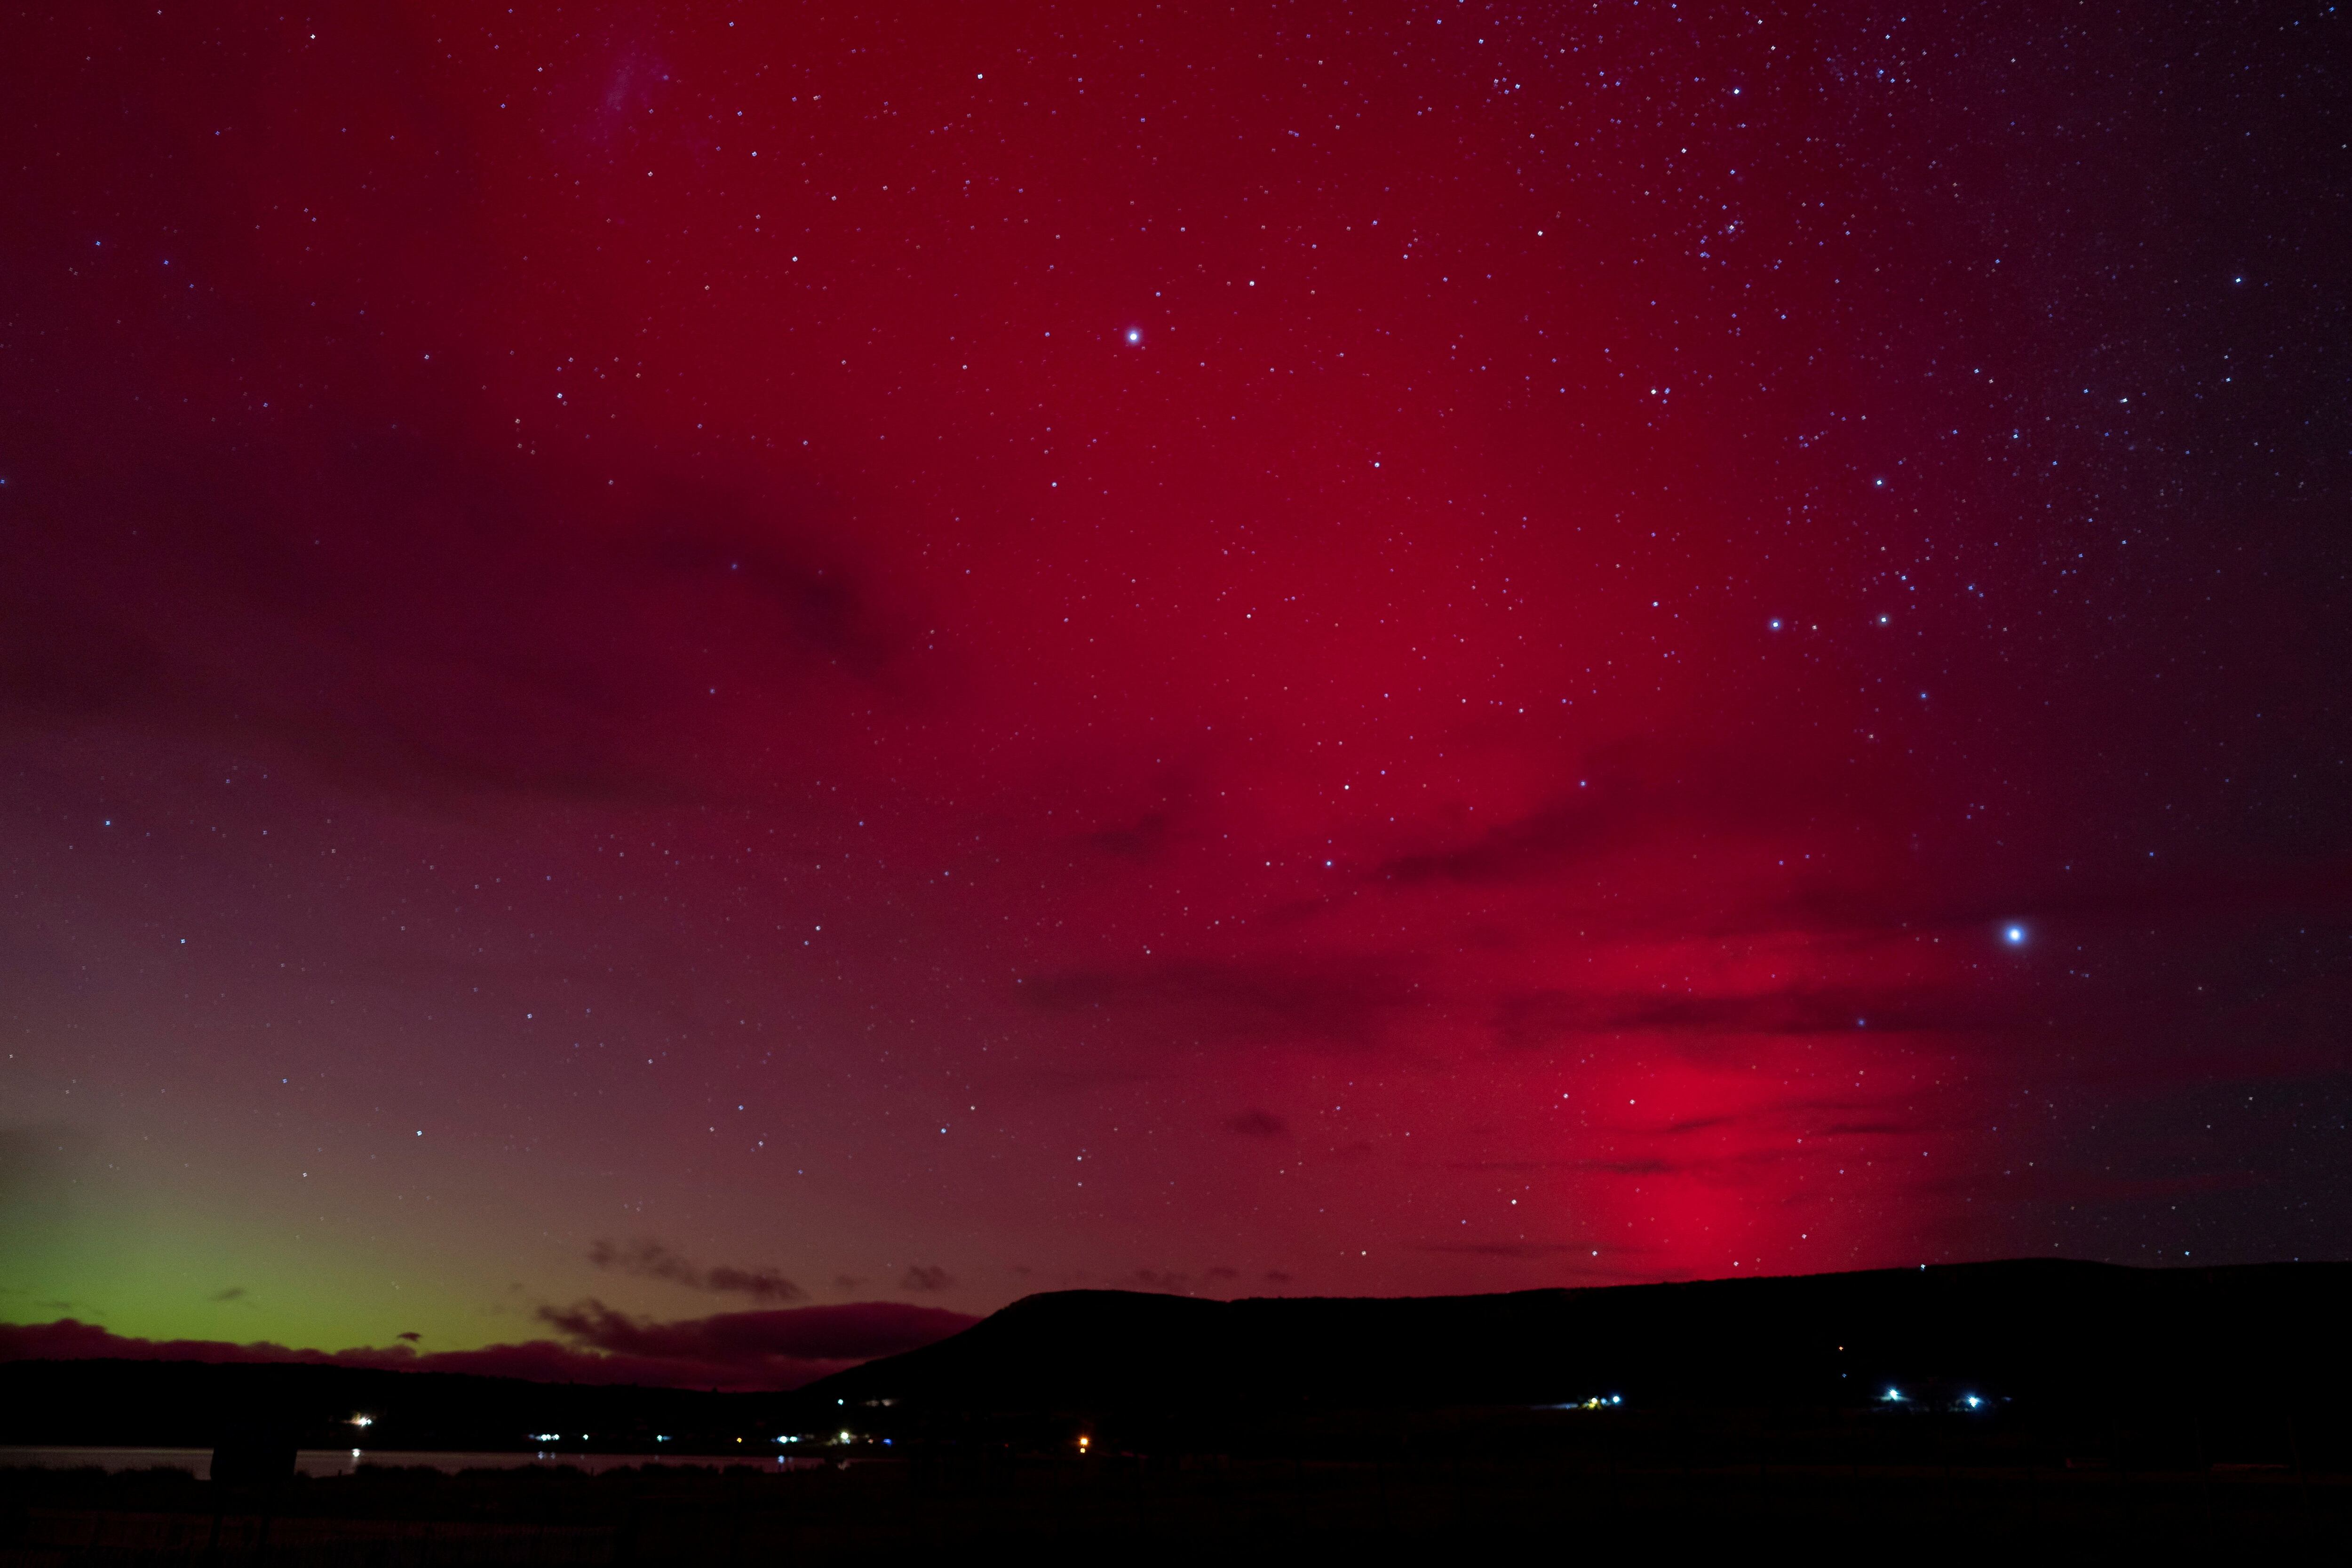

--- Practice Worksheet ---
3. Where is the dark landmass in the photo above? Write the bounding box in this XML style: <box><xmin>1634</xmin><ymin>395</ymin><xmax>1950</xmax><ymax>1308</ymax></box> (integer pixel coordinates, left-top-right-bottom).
<box><xmin>8</xmin><ymin>1261</ymin><xmax>2352</xmax><ymax>1559</ymax></box>
<box><xmin>9</xmin><ymin>1259</ymin><xmax>2351</xmax><ymax>1457</ymax></box>
<box><xmin>787</xmin><ymin>1258</ymin><xmax>2352</xmax><ymax>1455</ymax></box>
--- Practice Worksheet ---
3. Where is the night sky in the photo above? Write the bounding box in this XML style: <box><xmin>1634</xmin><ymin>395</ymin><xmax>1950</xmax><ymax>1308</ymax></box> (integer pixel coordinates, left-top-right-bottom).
<box><xmin>4</xmin><ymin>2</ymin><xmax>2348</xmax><ymax>1387</ymax></box>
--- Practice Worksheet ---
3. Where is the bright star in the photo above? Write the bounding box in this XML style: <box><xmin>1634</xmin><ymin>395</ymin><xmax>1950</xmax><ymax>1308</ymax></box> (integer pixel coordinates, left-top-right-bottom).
<box><xmin>1124</xmin><ymin>327</ymin><xmax>1142</xmax><ymax>345</ymax></box>
<box><xmin>2004</xmin><ymin>925</ymin><xmax>2026</xmax><ymax>945</ymax></box>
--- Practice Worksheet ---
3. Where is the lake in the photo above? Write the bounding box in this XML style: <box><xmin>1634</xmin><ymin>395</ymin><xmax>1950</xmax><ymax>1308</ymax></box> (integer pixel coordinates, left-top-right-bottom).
<box><xmin>0</xmin><ymin>1447</ymin><xmax>834</xmax><ymax>1479</ymax></box>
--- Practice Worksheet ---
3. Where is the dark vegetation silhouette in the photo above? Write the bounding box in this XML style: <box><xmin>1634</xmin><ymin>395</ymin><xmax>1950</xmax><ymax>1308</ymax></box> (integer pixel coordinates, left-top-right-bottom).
<box><xmin>795</xmin><ymin>1257</ymin><xmax>2352</xmax><ymax>1426</ymax></box>
<box><xmin>6</xmin><ymin>1261</ymin><xmax>2351</xmax><ymax>1560</ymax></box>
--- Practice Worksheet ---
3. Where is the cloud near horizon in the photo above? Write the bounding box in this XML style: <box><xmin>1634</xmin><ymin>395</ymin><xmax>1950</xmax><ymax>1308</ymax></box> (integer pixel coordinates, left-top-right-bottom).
<box><xmin>588</xmin><ymin>1238</ymin><xmax>808</xmax><ymax>1304</ymax></box>
<box><xmin>0</xmin><ymin>1300</ymin><xmax>977</xmax><ymax>1392</ymax></box>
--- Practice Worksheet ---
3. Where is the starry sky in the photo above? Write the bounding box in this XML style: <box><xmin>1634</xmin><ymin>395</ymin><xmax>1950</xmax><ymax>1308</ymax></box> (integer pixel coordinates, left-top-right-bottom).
<box><xmin>3</xmin><ymin>1</ymin><xmax>2348</xmax><ymax>1383</ymax></box>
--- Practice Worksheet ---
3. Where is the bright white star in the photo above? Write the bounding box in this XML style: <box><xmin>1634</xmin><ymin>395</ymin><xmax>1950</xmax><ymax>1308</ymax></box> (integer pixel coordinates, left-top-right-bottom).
<box><xmin>1125</xmin><ymin>327</ymin><xmax>1142</xmax><ymax>344</ymax></box>
<box><xmin>2004</xmin><ymin>925</ymin><xmax>2026</xmax><ymax>945</ymax></box>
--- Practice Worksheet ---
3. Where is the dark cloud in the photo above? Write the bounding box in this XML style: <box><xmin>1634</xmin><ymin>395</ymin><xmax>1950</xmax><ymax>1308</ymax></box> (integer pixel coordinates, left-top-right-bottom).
<box><xmin>1489</xmin><ymin>986</ymin><xmax>1986</xmax><ymax>1048</ymax></box>
<box><xmin>0</xmin><ymin>1321</ymin><xmax>671</xmax><ymax>1390</ymax></box>
<box><xmin>1378</xmin><ymin>786</ymin><xmax>1637</xmax><ymax>887</ymax></box>
<box><xmin>536</xmin><ymin>1298</ymin><xmax>973</xmax><ymax>1369</ymax></box>
<box><xmin>0</xmin><ymin>1300</ymin><xmax>976</xmax><ymax>1391</ymax></box>
<box><xmin>0</xmin><ymin>402</ymin><xmax>912</xmax><ymax>805</ymax></box>
<box><xmin>899</xmin><ymin>1265</ymin><xmax>954</xmax><ymax>1293</ymax></box>
<box><xmin>1462</xmin><ymin>1149</ymin><xmax>1744</xmax><ymax>1182</ymax></box>
<box><xmin>631</xmin><ymin>479</ymin><xmax>898</xmax><ymax>679</ymax></box>
<box><xmin>702</xmin><ymin>1264</ymin><xmax>807</xmax><ymax>1301</ymax></box>
<box><xmin>1370</xmin><ymin>741</ymin><xmax>1930</xmax><ymax>899</ymax></box>
<box><xmin>1224</xmin><ymin>1109</ymin><xmax>1288</xmax><ymax>1138</ymax></box>
<box><xmin>209</xmin><ymin>1287</ymin><xmax>246</xmax><ymax>1303</ymax></box>
<box><xmin>1663</xmin><ymin>1116</ymin><xmax>1738</xmax><ymax>1136</ymax></box>
<box><xmin>396</xmin><ymin>1331</ymin><xmax>422</xmax><ymax>1343</ymax></box>
<box><xmin>588</xmin><ymin>1238</ymin><xmax>805</xmax><ymax>1303</ymax></box>
<box><xmin>1086</xmin><ymin>810</ymin><xmax>1174</xmax><ymax>859</ymax></box>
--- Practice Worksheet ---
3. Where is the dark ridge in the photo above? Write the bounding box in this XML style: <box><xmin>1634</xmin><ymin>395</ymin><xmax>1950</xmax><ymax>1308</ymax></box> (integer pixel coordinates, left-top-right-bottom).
<box><xmin>790</xmin><ymin>1258</ymin><xmax>2352</xmax><ymax>1417</ymax></box>
<box><xmin>10</xmin><ymin>1260</ymin><xmax>2350</xmax><ymax>1454</ymax></box>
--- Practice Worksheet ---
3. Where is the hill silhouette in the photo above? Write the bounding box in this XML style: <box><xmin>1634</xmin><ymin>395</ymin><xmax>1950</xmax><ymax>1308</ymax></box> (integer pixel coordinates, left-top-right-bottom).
<box><xmin>793</xmin><ymin>1258</ymin><xmax>2352</xmax><ymax>1423</ymax></box>
<box><xmin>9</xmin><ymin>1260</ymin><xmax>2349</xmax><ymax>1457</ymax></box>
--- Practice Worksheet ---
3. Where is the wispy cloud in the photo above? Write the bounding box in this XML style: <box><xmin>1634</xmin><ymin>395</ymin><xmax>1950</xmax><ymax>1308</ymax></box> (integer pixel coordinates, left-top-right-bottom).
<box><xmin>588</xmin><ymin>1238</ymin><xmax>805</xmax><ymax>1303</ymax></box>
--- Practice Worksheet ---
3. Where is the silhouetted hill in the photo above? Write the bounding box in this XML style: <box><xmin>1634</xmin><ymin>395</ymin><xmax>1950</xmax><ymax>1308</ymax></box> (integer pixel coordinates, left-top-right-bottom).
<box><xmin>14</xmin><ymin>1261</ymin><xmax>2350</xmax><ymax>1456</ymax></box>
<box><xmin>793</xmin><ymin>1258</ymin><xmax>2352</xmax><ymax>1421</ymax></box>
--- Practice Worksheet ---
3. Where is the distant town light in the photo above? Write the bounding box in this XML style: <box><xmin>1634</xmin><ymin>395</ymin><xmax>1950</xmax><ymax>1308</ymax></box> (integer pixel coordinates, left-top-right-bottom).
<box><xmin>349</xmin><ymin>1415</ymin><xmax>373</xmax><ymax>1427</ymax></box>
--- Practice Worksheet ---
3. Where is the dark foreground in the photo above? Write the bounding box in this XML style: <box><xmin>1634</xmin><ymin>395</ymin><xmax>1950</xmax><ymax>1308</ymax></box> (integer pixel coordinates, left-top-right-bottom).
<box><xmin>12</xmin><ymin>1260</ymin><xmax>2352</xmax><ymax>1560</ymax></box>
<box><xmin>9</xmin><ymin>1439</ymin><xmax>2350</xmax><ymax>1565</ymax></box>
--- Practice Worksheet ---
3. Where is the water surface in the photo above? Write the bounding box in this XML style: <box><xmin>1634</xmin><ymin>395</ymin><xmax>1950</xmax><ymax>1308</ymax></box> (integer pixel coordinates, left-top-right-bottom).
<box><xmin>0</xmin><ymin>1447</ymin><xmax>829</xmax><ymax>1479</ymax></box>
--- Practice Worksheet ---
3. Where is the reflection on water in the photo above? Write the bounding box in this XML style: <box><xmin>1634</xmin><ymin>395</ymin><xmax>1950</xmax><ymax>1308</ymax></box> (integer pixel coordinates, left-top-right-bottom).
<box><xmin>0</xmin><ymin>1447</ymin><xmax>830</xmax><ymax>1479</ymax></box>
